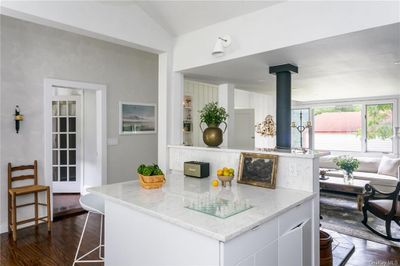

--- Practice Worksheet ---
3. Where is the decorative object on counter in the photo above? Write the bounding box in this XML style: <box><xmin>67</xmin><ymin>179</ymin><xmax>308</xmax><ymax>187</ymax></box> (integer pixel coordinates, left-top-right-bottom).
<box><xmin>333</xmin><ymin>156</ymin><xmax>359</xmax><ymax>183</ymax></box>
<box><xmin>238</xmin><ymin>152</ymin><xmax>278</xmax><ymax>189</ymax></box>
<box><xmin>255</xmin><ymin>115</ymin><xmax>276</xmax><ymax>149</ymax></box>
<box><xmin>217</xmin><ymin>167</ymin><xmax>235</xmax><ymax>187</ymax></box>
<box><xmin>184</xmin><ymin>161</ymin><xmax>210</xmax><ymax>178</ymax></box>
<box><xmin>255</xmin><ymin>115</ymin><xmax>276</xmax><ymax>137</ymax></box>
<box><xmin>184</xmin><ymin>193</ymin><xmax>252</xmax><ymax>219</ymax></box>
<box><xmin>137</xmin><ymin>164</ymin><xmax>165</xmax><ymax>189</ymax></box>
<box><xmin>14</xmin><ymin>105</ymin><xmax>24</xmax><ymax>133</ymax></box>
<box><xmin>120</xmin><ymin>102</ymin><xmax>156</xmax><ymax>135</ymax></box>
<box><xmin>199</xmin><ymin>102</ymin><xmax>228</xmax><ymax>147</ymax></box>
<box><xmin>291</xmin><ymin>111</ymin><xmax>312</xmax><ymax>153</ymax></box>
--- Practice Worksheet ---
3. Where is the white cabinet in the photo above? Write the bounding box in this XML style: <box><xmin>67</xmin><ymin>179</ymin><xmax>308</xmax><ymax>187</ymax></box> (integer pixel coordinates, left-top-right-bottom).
<box><xmin>104</xmin><ymin>197</ymin><xmax>314</xmax><ymax>266</ymax></box>
<box><xmin>222</xmin><ymin>199</ymin><xmax>313</xmax><ymax>266</ymax></box>
<box><xmin>254</xmin><ymin>240</ymin><xmax>278</xmax><ymax>266</ymax></box>
<box><xmin>278</xmin><ymin>219</ymin><xmax>311</xmax><ymax>266</ymax></box>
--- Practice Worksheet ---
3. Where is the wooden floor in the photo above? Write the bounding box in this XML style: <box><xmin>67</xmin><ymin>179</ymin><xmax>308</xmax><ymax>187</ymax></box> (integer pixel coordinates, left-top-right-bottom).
<box><xmin>1</xmin><ymin>213</ymin><xmax>103</xmax><ymax>266</ymax></box>
<box><xmin>53</xmin><ymin>193</ymin><xmax>84</xmax><ymax>220</ymax></box>
<box><xmin>1</xmin><ymin>213</ymin><xmax>400</xmax><ymax>266</ymax></box>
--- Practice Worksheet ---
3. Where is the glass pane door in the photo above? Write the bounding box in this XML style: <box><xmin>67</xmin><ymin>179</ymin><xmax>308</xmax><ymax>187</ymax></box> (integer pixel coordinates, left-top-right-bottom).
<box><xmin>52</xmin><ymin>96</ymin><xmax>80</xmax><ymax>192</ymax></box>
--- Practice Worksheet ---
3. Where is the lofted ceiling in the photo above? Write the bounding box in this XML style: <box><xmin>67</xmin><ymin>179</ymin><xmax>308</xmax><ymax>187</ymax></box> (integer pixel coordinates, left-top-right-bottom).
<box><xmin>135</xmin><ymin>1</ymin><xmax>283</xmax><ymax>36</ymax></box>
<box><xmin>183</xmin><ymin>23</ymin><xmax>400</xmax><ymax>102</ymax></box>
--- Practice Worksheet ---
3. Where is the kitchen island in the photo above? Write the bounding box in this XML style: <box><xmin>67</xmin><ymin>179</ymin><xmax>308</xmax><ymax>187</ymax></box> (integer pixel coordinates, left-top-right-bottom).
<box><xmin>88</xmin><ymin>172</ymin><xmax>317</xmax><ymax>266</ymax></box>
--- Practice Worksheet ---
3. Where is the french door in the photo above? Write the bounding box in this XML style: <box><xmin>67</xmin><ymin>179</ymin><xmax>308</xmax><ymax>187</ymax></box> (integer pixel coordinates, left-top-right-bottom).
<box><xmin>52</xmin><ymin>96</ymin><xmax>81</xmax><ymax>193</ymax></box>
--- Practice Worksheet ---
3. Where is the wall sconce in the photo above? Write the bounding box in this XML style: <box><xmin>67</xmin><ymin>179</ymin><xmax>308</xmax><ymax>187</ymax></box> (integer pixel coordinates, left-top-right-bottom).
<box><xmin>212</xmin><ymin>35</ymin><xmax>232</xmax><ymax>57</ymax></box>
<box><xmin>15</xmin><ymin>105</ymin><xmax>24</xmax><ymax>133</ymax></box>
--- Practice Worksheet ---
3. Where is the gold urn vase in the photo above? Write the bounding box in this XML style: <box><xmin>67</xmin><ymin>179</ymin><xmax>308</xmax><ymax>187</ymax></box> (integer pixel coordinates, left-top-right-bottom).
<box><xmin>200</xmin><ymin>122</ymin><xmax>227</xmax><ymax>147</ymax></box>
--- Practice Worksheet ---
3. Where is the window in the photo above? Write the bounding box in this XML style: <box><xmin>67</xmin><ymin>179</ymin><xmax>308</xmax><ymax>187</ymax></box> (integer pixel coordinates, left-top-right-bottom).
<box><xmin>366</xmin><ymin>103</ymin><xmax>393</xmax><ymax>152</ymax></box>
<box><xmin>313</xmin><ymin>105</ymin><xmax>362</xmax><ymax>151</ymax></box>
<box><xmin>291</xmin><ymin>109</ymin><xmax>310</xmax><ymax>149</ymax></box>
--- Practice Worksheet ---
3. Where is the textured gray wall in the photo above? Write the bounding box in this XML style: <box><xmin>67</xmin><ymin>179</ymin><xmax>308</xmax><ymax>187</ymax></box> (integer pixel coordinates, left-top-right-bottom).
<box><xmin>0</xmin><ymin>15</ymin><xmax>158</xmax><ymax>229</ymax></box>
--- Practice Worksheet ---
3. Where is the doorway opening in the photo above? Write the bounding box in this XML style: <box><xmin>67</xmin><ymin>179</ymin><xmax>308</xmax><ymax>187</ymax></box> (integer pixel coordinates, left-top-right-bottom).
<box><xmin>44</xmin><ymin>79</ymin><xmax>107</xmax><ymax>220</ymax></box>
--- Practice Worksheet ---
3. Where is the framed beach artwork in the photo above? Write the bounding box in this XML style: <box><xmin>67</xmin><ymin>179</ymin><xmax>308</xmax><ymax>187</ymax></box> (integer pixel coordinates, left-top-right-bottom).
<box><xmin>237</xmin><ymin>152</ymin><xmax>278</xmax><ymax>189</ymax></box>
<box><xmin>119</xmin><ymin>102</ymin><xmax>157</xmax><ymax>135</ymax></box>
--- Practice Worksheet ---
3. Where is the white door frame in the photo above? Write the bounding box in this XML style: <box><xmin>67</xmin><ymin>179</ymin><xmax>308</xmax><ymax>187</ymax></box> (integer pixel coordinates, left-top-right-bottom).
<box><xmin>44</xmin><ymin>79</ymin><xmax>107</xmax><ymax>216</ymax></box>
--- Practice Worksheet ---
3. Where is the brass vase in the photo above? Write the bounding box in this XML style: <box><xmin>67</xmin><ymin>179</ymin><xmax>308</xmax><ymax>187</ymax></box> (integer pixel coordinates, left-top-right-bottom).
<box><xmin>200</xmin><ymin>122</ymin><xmax>227</xmax><ymax>147</ymax></box>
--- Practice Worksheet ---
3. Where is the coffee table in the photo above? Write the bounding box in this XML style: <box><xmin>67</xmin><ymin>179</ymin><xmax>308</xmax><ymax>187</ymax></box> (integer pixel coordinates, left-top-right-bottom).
<box><xmin>319</xmin><ymin>176</ymin><xmax>370</xmax><ymax>211</ymax></box>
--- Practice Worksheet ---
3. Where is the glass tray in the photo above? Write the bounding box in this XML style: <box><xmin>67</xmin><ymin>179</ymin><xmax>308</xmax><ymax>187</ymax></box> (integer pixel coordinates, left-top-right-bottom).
<box><xmin>184</xmin><ymin>196</ymin><xmax>253</xmax><ymax>219</ymax></box>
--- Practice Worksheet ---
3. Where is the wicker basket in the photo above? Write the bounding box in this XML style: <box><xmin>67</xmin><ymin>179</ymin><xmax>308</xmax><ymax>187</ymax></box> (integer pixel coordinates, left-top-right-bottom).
<box><xmin>138</xmin><ymin>174</ymin><xmax>165</xmax><ymax>189</ymax></box>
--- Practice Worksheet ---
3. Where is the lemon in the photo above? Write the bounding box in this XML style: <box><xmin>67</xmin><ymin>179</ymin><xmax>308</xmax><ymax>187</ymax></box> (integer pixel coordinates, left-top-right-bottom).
<box><xmin>212</xmin><ymin>180</ymin><xmax>219</xmax><ymax>187</ymax></box>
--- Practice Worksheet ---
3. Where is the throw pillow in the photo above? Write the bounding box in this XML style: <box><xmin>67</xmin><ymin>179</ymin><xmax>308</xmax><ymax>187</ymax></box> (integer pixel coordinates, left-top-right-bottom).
<box><xmin>377</xmin><ymin>156</ymin><xmax>400</xmax><ymax>177</ymax></box>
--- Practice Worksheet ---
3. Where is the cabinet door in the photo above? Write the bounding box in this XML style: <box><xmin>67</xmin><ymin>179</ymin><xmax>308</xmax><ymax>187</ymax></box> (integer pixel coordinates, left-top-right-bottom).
<box><xmin>278</xmin><ymin>219</ymin><xmax>311</xmax><ymax>266</ymax></box>
<box><xmin>254</xmin><ymin>240</ymin><xmax>278</xmax><ymax>266</ymax></box>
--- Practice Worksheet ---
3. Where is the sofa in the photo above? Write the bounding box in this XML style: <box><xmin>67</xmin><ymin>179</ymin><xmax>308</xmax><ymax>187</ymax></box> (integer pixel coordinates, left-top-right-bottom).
<box><xmin>319</xmin><ymin>155</ymin><xmax>400</xmax><ymax>192</ymax></box>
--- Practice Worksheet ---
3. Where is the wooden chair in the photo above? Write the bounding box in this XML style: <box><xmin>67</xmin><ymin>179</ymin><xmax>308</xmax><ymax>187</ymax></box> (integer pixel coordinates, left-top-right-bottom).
<box><xmin>362</xmin><ymin>182</ymin><xmax>400</xmax><ymax>241</ymax></box>
<box><xmin>8</xmin><ymin>160</ymin><xmax>51</xmax><ymax>241</ymax></box>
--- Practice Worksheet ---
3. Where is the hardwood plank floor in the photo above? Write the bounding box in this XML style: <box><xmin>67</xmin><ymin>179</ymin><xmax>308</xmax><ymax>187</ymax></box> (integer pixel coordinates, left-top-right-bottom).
<box><xmin>53</xmin><ymin>193</ymin><xmax>84</xmax><ymax>220</ymax></box>
<box><xmin>1</xmin><ymin>213</ymin><xmax>103</xmax><ymax>266</ymax></box>
<box><xmin>1</xmin><ymin>213</ymin><xmax>399</xmax><ymax>265</ymax></box>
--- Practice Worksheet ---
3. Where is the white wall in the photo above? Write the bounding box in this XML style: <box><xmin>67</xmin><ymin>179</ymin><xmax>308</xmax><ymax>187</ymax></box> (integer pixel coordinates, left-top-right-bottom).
<box><xmin>234</xmin><ymin>89</ymin><xmax>276</xmax><ymax>149</ymax></box>
<box><xmin>173</xmin><ymin>1</ymin><xmax>399</xmax><ymax>71</ymax></box>
<box><xmin>0</xmin><ymin>16</ymin><xmax>159</xmax><ymax>232</ymax></box>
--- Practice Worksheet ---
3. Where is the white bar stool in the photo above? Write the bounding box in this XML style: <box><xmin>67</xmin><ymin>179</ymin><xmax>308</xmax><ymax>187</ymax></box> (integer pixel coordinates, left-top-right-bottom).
<box><xmin>73</xmin><ymin>193</ymin><xmax>105</xmax><ymax>265</ymax></box>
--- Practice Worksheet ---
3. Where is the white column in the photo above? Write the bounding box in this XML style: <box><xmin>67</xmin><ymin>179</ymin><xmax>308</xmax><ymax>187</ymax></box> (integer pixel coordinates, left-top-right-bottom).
<box><xmin>169</xmin><ymin>72</ymin><xmax>184</xmax><ymax>146</ymax></box>
<box><xmin>218</xmin><ymin>84</ymin><xmax>235</xmax><ymax>148</ymax></box>
<box><xmin>158</xmin><ymin>53</ymin><xmax>169</xmax><ymax>171</ymax></box>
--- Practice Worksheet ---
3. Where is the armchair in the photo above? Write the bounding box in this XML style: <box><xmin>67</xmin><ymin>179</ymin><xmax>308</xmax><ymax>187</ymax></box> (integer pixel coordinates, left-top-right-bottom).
<box><xmin>362</xmin><ymin>182</ymin><xmax>400</xmax><ymax>241</ymax></box>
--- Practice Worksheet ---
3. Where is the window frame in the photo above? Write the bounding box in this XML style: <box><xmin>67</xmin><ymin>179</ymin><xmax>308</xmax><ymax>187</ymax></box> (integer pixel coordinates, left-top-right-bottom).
<box><xmin>292</xmin><ymin>98</ymin><xmax>398</xmax><ymax>154</ymax></box>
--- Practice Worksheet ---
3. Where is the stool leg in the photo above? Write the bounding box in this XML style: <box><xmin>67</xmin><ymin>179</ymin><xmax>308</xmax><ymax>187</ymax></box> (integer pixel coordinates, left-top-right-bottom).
<box><xmin>34</xmin><ymin>191</ymin><xmax>38</xmax><ymax>226</ymax></box>
<box><xmin>73</xmin><ymin>212</ymin><xmax>90</xmax><ymax>266</ymax></box>
<box><xmin>46</xmin><ymin>187</ymin><xmax>51</xmax><ymax>232</ymax></box>
<box><xmin>99</xmin><ymin>214</ymin><xmax>104</xmax><ymax>259</ymax></box>
<box><xmin>11</xmin><ymin>194</ymin><xmax>17</xmax><ymax>241</ymax></box>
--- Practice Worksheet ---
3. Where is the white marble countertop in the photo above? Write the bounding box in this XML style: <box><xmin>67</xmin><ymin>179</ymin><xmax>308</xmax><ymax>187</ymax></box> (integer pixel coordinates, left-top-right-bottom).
<box><xmin>88</xmin><ymin>172</ymin><xmax>315</xmax><ymax>242</ymax></box>
<box><xmin>168</xmin><ymin>145</ymin><xmax>330</xmax><ymax>159</ymax></box>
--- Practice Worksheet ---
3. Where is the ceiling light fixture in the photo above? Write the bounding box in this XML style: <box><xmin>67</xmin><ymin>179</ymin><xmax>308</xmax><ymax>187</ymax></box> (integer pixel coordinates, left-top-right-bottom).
<box><xmin>212</xmin><ymin>35</ymin><xmax>232</xmax><ymax>57</ymax></box>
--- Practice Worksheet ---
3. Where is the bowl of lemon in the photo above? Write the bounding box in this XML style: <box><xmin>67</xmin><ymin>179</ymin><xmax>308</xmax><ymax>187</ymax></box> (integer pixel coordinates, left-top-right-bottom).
<box><xmin>217</xmin><ymin>167</ymin><xmax>235</xmax><ymax>187</ymax></box>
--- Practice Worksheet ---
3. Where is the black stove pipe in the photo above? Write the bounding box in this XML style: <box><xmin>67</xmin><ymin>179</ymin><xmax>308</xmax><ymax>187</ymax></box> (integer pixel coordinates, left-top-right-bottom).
<box><xmin>269</xmin><ymin>64</ymin><xmax>298</xmax><ymax>150</ymax></box>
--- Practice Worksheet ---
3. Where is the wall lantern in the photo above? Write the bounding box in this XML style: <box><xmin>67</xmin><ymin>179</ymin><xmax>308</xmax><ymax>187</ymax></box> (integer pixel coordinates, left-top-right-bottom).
<box><xmin>15</xmin><ymin>105</ymin><xmax>24</xmax><ymax>133</ymax></box>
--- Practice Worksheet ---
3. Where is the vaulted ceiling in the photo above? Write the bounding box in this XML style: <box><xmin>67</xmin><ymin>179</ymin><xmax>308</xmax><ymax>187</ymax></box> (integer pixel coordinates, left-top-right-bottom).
<box><xmin>135</xmin><ymin>1</ymin><xmax>283</xmax><ymax>36</ymax></box>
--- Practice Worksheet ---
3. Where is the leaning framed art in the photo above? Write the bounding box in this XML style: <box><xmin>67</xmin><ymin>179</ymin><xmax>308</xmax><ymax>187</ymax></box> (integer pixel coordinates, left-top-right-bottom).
<box><xmin>237</xmin><ymin>152</ymin><xmax>278</xmax><ymax>189</ymax></box>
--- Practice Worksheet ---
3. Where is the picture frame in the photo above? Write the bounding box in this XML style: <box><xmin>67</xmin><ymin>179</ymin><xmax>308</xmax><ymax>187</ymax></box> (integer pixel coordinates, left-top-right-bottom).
<box><xmin>237</xmin><ymin>152</ymin><xmax>278</xmax><ymax>189</ymax></box>
<box><xmin>119</xmin><ymin>102</ymin><xmax>157</xmax><ymax>135</ymax></box>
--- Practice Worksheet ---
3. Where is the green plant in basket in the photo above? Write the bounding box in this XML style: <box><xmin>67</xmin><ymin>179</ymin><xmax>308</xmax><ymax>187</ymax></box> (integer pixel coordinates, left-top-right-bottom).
<box><xmin>333</xmin><ymin>156</ymin><xmax>359</xmax><ymax>174</ymax></box>
<box><xmin>199</xmin><ymin>102</ymin><xmax>228</xmax><ymax>126</ymax></box>
<box><xmin>137</xmin><ymin>164</ymin><xmax>164</xmax><ymax>176</ymax></box>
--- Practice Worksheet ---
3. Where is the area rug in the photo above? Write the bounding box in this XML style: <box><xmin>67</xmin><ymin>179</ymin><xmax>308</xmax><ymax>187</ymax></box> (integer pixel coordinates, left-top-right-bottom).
<box><xmin>320</xmin><ymin>191</ymin><xmax>400</xmax><ymax>247</ymax></box>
